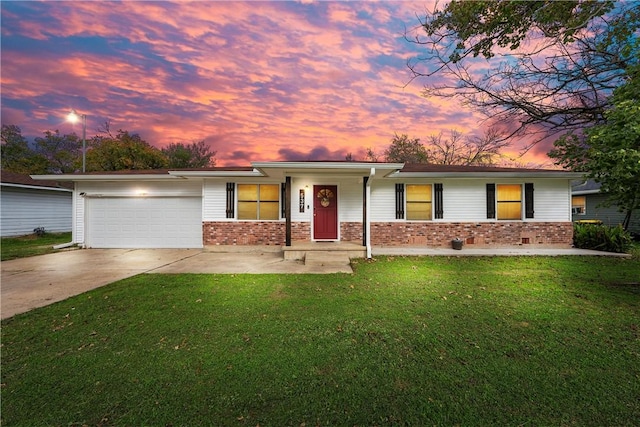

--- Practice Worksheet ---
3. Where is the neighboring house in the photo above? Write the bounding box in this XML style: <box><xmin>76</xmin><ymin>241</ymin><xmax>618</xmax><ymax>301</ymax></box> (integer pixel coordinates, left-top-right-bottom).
<box><xmin>32</xmin><ymin>162</ymin><xmax>581</xmax><ymax>256</ymax></box>
<box><xmin>571</xmin><ymin>179</ymin><xmax>640</xmax><ymax>234</ymax></box>
<box><xmin>1</xmin><ymin>171</ymin><xmax>73</xmax><ymax>237</ymax></box>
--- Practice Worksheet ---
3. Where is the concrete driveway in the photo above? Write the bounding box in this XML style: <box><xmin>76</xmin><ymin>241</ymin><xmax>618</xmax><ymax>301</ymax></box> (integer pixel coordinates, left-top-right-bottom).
<box><xmin>1</xmin><ymin>248</ymin><xmax>353</xmax><ymax>319</ymax></box>
<box><xmin>1</xmin><ymin>249</ymin><xmax>203</xmax><ymax>319</ymax></box>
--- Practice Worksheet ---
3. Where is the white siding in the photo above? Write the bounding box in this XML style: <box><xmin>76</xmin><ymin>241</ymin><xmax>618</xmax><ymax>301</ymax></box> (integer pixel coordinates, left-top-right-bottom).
<box><xmin>528</xmin><ymin>179</ymin><xmax>571</xmax><ymax>222</ymax></box>
<box><xmin>76</xmin><ymin>181</ymin><xmax>201</xmax><ymax>197</ymax></box>
<box><xmin>203</xmin><ymin>180</ymin><xmax>228</xmax><ymax>221</ymax></box>
<box><xmin>370</xmin><ymin>180</ymin><xmax>397</xmax><ymax>222</ymax></box>
<box><xmin>291</xmin><ymin>177</ymin><xmax>313</xmax><ymax>223</ymax></box>
<box><xmin>1</xmin><ymin>187</ymin><xmax>72</xmax><ymax>237</ymax></box>
<box><xmin>369</xmin><ymin>178</ymin><xmax>572</xmax><ymax>223</ymax></box>
<box><xmin>339</xmin><ymin>180</ymin><xmax>362</xmax><ymax>222</ymax></box>
<box><xmin>441</xmin><ymin>180</ymin><xmax>487</xmax><ymax>222</ymax></box>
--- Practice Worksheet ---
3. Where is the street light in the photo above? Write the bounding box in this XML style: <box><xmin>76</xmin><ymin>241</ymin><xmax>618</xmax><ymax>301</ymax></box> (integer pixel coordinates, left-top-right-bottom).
<box><xmin>67</xmin><ymin>110</ymin><xmax>87</xmax><ymax>173</ymax></box>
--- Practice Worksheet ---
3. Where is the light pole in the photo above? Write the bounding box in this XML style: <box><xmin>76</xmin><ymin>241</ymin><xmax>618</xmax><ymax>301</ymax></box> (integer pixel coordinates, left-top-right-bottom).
<box><xmin>67</xmin><ymin>110</ymin><xmax>87</xmax><ymax>172</ymax></box>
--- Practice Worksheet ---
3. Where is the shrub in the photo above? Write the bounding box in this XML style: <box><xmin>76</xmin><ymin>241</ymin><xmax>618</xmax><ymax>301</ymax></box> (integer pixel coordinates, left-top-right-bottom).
<box><xmin>573</xmin><ymin>223</ymin><xmax>632</xmax><ymax>253</ymax></box>
<box><xmin>33</xmin><ymin>227</ymin><xmax>46</xmax><ymax>237</ymax></box>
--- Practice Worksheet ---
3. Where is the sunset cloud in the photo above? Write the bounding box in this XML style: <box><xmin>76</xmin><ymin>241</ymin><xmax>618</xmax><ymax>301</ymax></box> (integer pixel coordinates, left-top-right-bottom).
<box><xmin>1</xmin><ymin>1</ymin><xmax>551</xmax><ymax>166</ymax></box>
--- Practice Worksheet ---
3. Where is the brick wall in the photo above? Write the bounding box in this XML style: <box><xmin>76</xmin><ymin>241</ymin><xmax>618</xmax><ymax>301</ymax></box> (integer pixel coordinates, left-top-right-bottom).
<box><xmin>203</xmin><ymin>221</ymin><xmax>285</xmax><ymax>245</ymax></box>
<box><xmin>341</xmin><ymin>222</ymin><xmax>363</xmax><ymax>243</ymax></box>
<box><xmin>203</xmin><ymin>221</ymin><xmax>312</xmax><ymax>245</ymax></box>
<box><xmin>203</xmin><ymin>221</ymin><xmax>573</xmax><ymax>247</ymax></box>
<box><xmin>370</xmin><ymin>222</ymin><xmax>573</xmax><ymax>247</ymax></box>
<box><xmin>291</xmin><ymin>222</ymin><xmax>310</xmax><ymax>241</ymax></box>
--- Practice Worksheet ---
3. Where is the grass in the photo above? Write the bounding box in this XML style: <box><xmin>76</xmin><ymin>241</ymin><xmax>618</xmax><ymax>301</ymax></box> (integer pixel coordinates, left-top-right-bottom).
<box><xmin>1</xmin><ymin>232</ymin><xmax>73</xmax><ymax>261</ymax></box>
<box><xmin>2</xmin><ymin>256</ymin><xmax>639</xmax><ymax>426</ymax></box>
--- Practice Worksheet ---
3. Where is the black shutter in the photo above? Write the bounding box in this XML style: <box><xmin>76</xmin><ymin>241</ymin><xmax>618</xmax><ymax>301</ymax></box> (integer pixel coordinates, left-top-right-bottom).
<box><xmin>395</xmin><ymin>183</ymin><xmax>405</xmax><ymax>219</ymax></box>
<box><xmin>281</xmin><ymin>183</ymin><xmax>287</xmax><ymax>218</ymax></box>
<box><xmin>525</xmin><ymin>183</ymin><xmax>534</xmax><ymax>218</ymax></box>
<box><xmin>226</xmin><ymin>182</ymin><xmax>235</xmax><ymax>218</ymax></box>
<box><xmin>434</xmin><ymin>183</ymin><xmax>443</xmax><ymax>219</ymax></box>
<box><xmin>486</xmin><ymin>183</ymin><xmax>496</xmax><ymax>219</ymax></box>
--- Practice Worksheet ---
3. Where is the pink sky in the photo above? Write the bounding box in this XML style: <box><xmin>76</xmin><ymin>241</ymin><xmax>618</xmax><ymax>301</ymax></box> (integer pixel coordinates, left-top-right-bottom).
<box><xmin>1</xmin><ymin>1</ymin><xmax>555</xmax><ymax>166</ymax></box>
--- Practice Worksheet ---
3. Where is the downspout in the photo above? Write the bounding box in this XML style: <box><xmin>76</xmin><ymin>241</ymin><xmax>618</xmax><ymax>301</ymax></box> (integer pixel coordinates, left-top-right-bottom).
<box><xmin>366</xmin><ymin>167</ymin><xmax>375</xmax><ymax>258</ymax></box>
<box><xmin>73</xmin><ymin>185</ymin><xmax>86</xmax><ymax>248</ymax></box>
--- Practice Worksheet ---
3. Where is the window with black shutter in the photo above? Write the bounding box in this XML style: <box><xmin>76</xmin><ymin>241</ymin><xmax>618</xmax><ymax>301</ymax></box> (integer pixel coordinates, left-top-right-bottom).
<box><xmin>486</xmin><ymin>183</ymin><xmax>496</xmax><ymax>219</ymax></box>
<box><xmin>226</xmin><ymin>182</ymin><xmax>235</xmax><ymax>218</ymax></box>
<box><xmin>434</xmin><ymin>183</ymin><xmax>443</xmax><ymax>219</ymax></box>
<box><xmin>281</xmin><ymin>183</ymin><xmax>287</xmax><ymax>218</ymax></box>
<box><xmin>395</xmin><ymin>183</ymin><xmax>405</xmax><ymax>219</ymax></box>
<box><xmin>525</xmin><ymin>183</ymin><xmax>534</xmax><ymax>218</ymax></box>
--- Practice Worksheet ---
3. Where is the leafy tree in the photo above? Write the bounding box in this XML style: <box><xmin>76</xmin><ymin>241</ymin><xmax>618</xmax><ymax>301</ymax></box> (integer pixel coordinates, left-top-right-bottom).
<box><xmin>549</xmin><ymin>65</ymin><xmax>640</xmax><ymax>230</ymax></box>
<box><xmin>86</xmin><ymin>130</ymin><xmax>168</xmax><ymax>171</ymax></box>
<box><xmin>162</xmin><ymin>140</ymin><xmax>216</xmax><ymax>168</ymax></box>
<box><xmin>384</xmin><ymin>134</ymin><xmax>429</xmax><ymax>163</ymax></box>
<box><xmin>408</xmin><ymin>0</ymin><xmax>639</xmax><ymax>147</ymax></box>
<box><xmin>426</xmin><ymin>128</ymin><xmax>509</xmax><ymax>166</ymax></box>
<box><xmin>34</xmin><ymin>130</ymin><xmax>81</xmax><ymax>173</ymax></box>
<box><xmin>1</xmin><ymin>124</ymin><xmax>49</xmax><ymax>174</ymax></box>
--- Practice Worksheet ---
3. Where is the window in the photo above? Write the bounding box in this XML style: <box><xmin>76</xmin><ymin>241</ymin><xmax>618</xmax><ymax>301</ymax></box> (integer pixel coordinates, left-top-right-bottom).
<box><xmin>237</xmin><ymin>184</ymin><xmax>280</xmax><ymax>220</ymax></box>
<box><xmin>497</xmin><ymin>184</ymin><xmax>522</xmax><ymax>220</ymax></box>
<box><xmin>572</xmin><ymin>196</ymin><xmax>586</xmax><ymax>215</ymax></box>
<box><xmin>406</xmin><ymin>184</ymin><xmax>432</xmax><ymax>220</ymax></box>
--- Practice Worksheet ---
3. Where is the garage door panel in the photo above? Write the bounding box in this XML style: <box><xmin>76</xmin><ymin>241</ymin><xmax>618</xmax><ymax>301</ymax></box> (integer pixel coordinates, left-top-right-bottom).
<box><xmin>87</xmin><ymin>197</ymin><xmax>202</xmax><ymax>248</ymax></box>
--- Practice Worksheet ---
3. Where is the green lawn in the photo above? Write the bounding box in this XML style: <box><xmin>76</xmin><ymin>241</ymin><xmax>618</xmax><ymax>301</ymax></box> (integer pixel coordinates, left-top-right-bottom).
<box><xmin>1</xmin><ymin>232</ymin><xmax>73</xmax><ymax>261</ymax></box>
<box><xmin>2</xmin><ymin>256</ymin><xmax>639</xmax><ymax>426</ymax></box>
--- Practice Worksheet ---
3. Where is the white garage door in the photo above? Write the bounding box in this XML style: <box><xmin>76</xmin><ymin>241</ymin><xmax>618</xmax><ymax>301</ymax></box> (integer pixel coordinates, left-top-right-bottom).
<box><xmin>86</xmin><ymin>197</ymin><xmax>202</xmax><ymax>248</ymax></box>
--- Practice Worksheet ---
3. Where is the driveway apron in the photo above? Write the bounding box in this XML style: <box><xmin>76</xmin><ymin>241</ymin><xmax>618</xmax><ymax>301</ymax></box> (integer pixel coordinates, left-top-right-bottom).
<box><xmin>1</xmin><ymin>249</ymin><xmax>200</xmax><ymax>319</ymax></box>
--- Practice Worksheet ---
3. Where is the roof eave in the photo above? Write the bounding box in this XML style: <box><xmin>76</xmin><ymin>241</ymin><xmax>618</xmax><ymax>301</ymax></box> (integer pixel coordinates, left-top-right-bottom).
<box><xmin>252</xmin><ymin>162</ymin><xmax>404</xmax><ymax>178</ymax></box>
<box><xmin>390</xmin><ymin>171</ymin><xmax>584</xmax><ymax>179</ymax></box>
<box><xmin>251</xmin><ymin>161</ymin><xmax>404</xmax><ymax>170</ymax></box>
<box><xmin>168</xmin><ymin>169</ymin><xmax>264</xmax><ymax>178</ymax></box>
<box><xmin>31</xmin><ymin>174</ymin><xmax>180</xmax><ymax>181</ymax></box>
<box><xmin>1</xmin><ymin>182</ymin><xmax>73</xmax><ymax>192</ymax></box>
<box><xmin>572</xmin><ymin>189</ymin><xmax>601</xmax><ymax>195</ymax></box>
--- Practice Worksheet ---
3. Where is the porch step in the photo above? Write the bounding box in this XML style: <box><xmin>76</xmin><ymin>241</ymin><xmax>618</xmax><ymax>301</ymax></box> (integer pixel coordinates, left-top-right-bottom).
<box><xmin>304</xmin><ymin>251</ymin><xmax>351</xmax><ymax>267</ymax></box>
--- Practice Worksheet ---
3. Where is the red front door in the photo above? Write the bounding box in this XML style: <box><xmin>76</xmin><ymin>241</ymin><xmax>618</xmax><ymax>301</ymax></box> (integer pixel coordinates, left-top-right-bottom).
<box><xmin>313</xmin><ymin>185</ymin><xmax>338</xmax><ymax>240</ymax></box>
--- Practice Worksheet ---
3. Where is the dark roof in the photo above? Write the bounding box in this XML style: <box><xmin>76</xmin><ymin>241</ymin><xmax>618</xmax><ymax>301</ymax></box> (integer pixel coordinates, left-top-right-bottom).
<box><xmin>572</xmin><ymin>179</ymin><xmax>601</xmax><ymax>193</ymax></box>
<box><xmin>400</xmin><ymin>163</ymin><xmax>565</xmax><ymax>173</ymax></box>
<box><xmin>0</xmin><ymin>171</ymin><xmax>72</xmax><ymax>189</ymax></box>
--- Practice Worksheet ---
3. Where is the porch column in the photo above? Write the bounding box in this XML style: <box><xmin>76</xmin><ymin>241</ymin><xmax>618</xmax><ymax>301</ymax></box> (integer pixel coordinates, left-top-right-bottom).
<box><xmin>285</xmin><ymin>176</ymin><xmax>291</xmax><ymax>246</ymax></box>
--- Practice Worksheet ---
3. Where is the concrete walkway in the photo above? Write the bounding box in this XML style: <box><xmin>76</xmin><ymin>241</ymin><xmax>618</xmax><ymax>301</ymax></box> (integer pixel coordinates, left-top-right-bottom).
<box><xmin>373</xmin><ymin>246</ymin><xmax>631</xmax><ymax>257</ymax></box>
<box><xmin>1</xmin><ymin>246</ymin><xmax>629</xmax><ymax>319</ymax></box>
